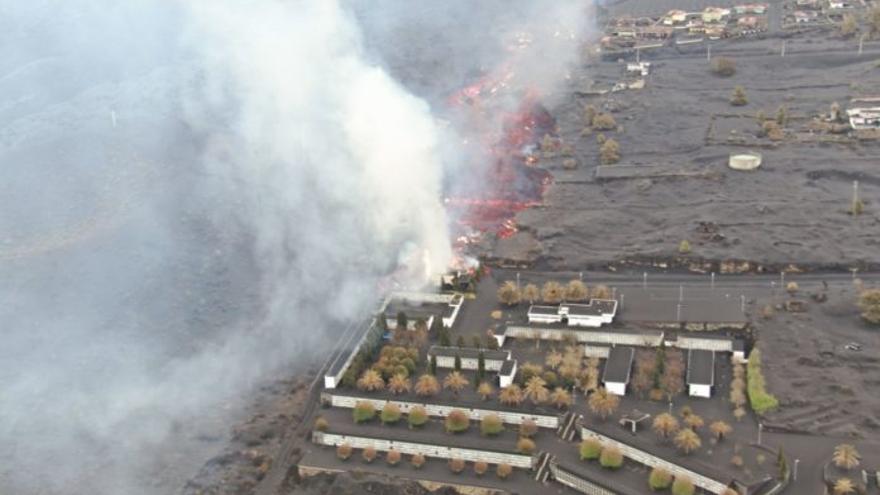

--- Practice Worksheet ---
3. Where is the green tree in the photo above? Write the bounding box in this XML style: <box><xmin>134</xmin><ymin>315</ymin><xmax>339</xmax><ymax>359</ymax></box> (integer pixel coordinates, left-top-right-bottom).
<box><xmin>477</xmin><ymin>351</ymin><xmax>486</xmax><ymax>383</ymax></box>
<box><xmin>352</xmin><ymin>401</ymin><xmax>375</xmax><ymax>423</ymax></box>
<box><xmin>480</xmin><ymin>413</ymin><xmax>505</xmax><ymax>436</ymax></box>
<box><xmin>380</xmin><ymin>403</ymin><xmax>402</xmax><ymax>424</ymax></box>
<box><xmin>672</xmin><ymin>476</ymin><xmax>695</xmax><ymax>495</ymax></box>
<box><xmin>454</xmin><ymin>354</ymin><xmax>462</xmax><ymax>372</ymax></box>
<box><xmin>649</xmin><ymin>467</ymin><xmax>673</xmax><ymax>490</ymax></box>
<box><xmin>776</xmin><ymin>105</ymin><xmax>788</xmax><ymax>126</ymax></box>
<box><xmin>456</xmin><ymin>335</ymin><xmax>466</xmax><ymax>348</ymax></box>
<box><xmin>599</xmin><ymin>446</ymin><xmax>624</xmax><ymax>469</ymax></box>
<box><xmin>429</xmin><ymin>355</ymin><xmax>437</xmax><ymax>376</ymax></box>
<box><xmin>408</xmin><ymin>406</ymin><xmax>428</xmax><ymax>428</ymax></box>
<box><xmin>580</xmin><ymin>439</ymin><xmax>603</xmax><ymax>460</ymax></box>
<box><xmin>445</xmin><ymin>409</ymin><xmax>470</xmax><ymax>433</ymax></box>
<box><xmin>678</xmin><ymin>240</ymin><xmax>692</xmax><ymax>254</ymax></box>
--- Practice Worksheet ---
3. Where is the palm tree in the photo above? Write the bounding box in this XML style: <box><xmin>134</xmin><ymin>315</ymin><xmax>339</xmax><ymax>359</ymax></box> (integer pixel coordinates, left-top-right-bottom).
<box><xmin>545</xmin><ymin>350</ymin><xmax>563</xmax><ymax>370</ymax></box>
<box><xmin>684</xmin><ymin>414</ymin><xmax>704</xmax><ymax>431</ymax></box>
<box><xmin>550</xmin><ymin>387</ymin><xmax>573</xmax><ymax>409</ymax></box>
<box><xmin>523</xmin><ymin>376</ymin><xmax>550</xmax><ymax>404</ymax></box>
<box><xmin>387</xmin><ymin>374</ymin><xmax>411</xmax><ymax>395</ymax></box>
<box><xmin>499</xmin><ymin>384</ymin><xmax>524</xmax><ymax>407</ymax></box>
<box><xmin>587</xmin><ymin>387</ymin><xmax>619</xmax><ymax>420</ymax></box>
<box><xmin>652</xmin><ymin>413</ymin><xmax>680</xmax><ymax>440</ymax></box>
<box><xmin>357</xmin><ymin>369</ymin><xmax>385</xmax><ymax>392</ymax></box>
<box><xmin>522</xmin><ymin>283</ymin><xmax>540</xmax><ymax>304</ymax></box>
<box><xmin>832</xmin><ymin>444</ymin><xmax>861</xmax><ymax>470</ymax></box>
<box><xmin>674</xmin><ymin>429</ymin><xmax>702</xmax><ymax>454</ymax></box>
<box><xmin>497</xmin><ymin>281</ymin><xmax>522</xmax><ymax>306</ymax></box>
<box><xmin>414</xmin><ymin>374</ymin><xmax>440</xmax><ymax>397</ymax></box>
<box><xmin>565</xmin><ymin>280</ymin><xmax>588</xmax><ymax>301</ymax></box>
<box><xmin>541</xmin><ymin>281</ymin><xmax>564</xmax><ymax>304</ymax></box>
<box><xmin>477</xmin><ymin>381</ymin><xmax>494</xmax><ymax>400</ymax></box>
<box><xmin>709</xmin><ymin>420</ymin><xmax>732</xmax><ymax>441</ymax></box>
<box><xmin>833</xmin><ymin>478</ymin><xmax>856</xmax><ymax>495</ymax></box>
<box><xmin>443</xmin><ymin>371</ymin><xmax>469</xmax><ymax>396</ymax></box>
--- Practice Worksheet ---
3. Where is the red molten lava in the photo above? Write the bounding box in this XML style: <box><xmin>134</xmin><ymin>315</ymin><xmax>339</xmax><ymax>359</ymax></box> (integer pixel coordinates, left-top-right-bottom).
<box><xmin>447</xmin><ymin>81</ymin><xmax>554</xmax><ymax>241</ymax></box>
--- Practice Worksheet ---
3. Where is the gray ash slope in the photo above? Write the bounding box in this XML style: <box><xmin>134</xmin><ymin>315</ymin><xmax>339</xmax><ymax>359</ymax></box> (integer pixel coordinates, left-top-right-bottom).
<box><xmin>497</xmin><ymin>36</ymin><xmax>880</xmax><ymax>270</ymax></box>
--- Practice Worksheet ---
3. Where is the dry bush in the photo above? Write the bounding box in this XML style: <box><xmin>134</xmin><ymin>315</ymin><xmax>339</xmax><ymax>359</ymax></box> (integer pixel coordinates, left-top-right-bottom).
<box><xmin>314</xmin><ymin>417</ymin><xmax>329</xmax><ymax>432</ymax></box>
<box><xmin>496</xmin><ymin>463</ymin><xmax>513</xmax><ymax>479</ymax></box>
<box><xmin>448</xmin><ymin>458</ymin><xmax>465</xmax><ymax>474</ymax></box>
<box><xmin>410</xmin><ymin>453</ymin><xmax>426</xmax><ymax>468</ymax></box>
<box><xmin>336</xmin><ymin>443</ymin><xmax>352</xmax><ymax>460</ymax></box>
<box><xmin>711</xmin><ymin>57</ymin><xmax>736</xmax><ymax>77</ymax></box>
<box><xmin>386</xmin><ymin>449</ymin><xmax>401</xmax><ymax>466</ymax></box>
<box><xmin>730</xmin><ymin>86</ymin><xmax>748</xmax><ymax>106</ymax></box>
<box><xmin>474</xmin><ymin>460</ymin><xmax>489</xmax><ymax>476</ymax></box>
<box><xmin>592</xmin><ymin>112</ymin><xmax>617</xmax><ymax>131</ymax></box>
<box><xmin>600</xmin><ymin>138</ymin><xmax>620</xmax><ymax>165</ymax></box>
<box><xmin>362</xmin><ymin>446</ymin><xmax>377</xmax><ymax>463</ymax></box>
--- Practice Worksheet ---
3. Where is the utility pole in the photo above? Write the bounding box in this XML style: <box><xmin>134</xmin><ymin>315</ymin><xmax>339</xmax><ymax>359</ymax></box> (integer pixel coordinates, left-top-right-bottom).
<box><xmin>741</xmin><ymin>295</ymin><xmax>746</xmax><ymax>313</ymax></box>
<box><xmin>677</xmin><ymin>303</ymin><xmax>682</xmax><ymax>322</ymax></box>
<box><xmin>793</xmin><ymin>459</ymin><xmax>800</xmax><ymax>481</ymax></box>
<box><xmin>757</xmin><ymin>423</ymin><xmax>763</xmax><ymax>445</ymax></box>
<box><xmin>859</xmin><ymin>33</ymin><xmax>866</xmax><ymax>55</ymax></box>
<box><xmin>110</xmin><ymin>110</ymin><xmax>117</xmax><ymax>128</ymax></box>
<box><xmin>710</xmin><ymin>272</ymin><xmax>715</xmax><ymax>290</ymax></box>
<box><xmin>579</xmin><ymin>271</ymin><xmax>583</xmax><ymax>282</ymax></box>
<box><xmin>707</xmin><ymin>43</ymin><xmax>712</xmax><ymax>61</ymax></box>
<box><xmin>636</xmin><ymin>47</ymin><xmax>641</xmax><ymax>64</ymax></box>
<box><xmin>852</xmin><ymin>180</ymin><xmax>861</xmax><ymax>215</ymax></box>
<box><xmin>781</xmin><ymin>40</ymin><xmax>786</xmax><ymax>57</ymax></box>
<box><xmin>643</xmin><ymin>272</ymin><xmax>647</xmax><ymax>290</ymax></box>
<box><xmin>516</xmin><ymin>272</ymin><xmax>520</xmax><ymax>290</ymax></box>
<box><xmin>679</xmin><ymin>284</ymin><xmax>683</xmax><ymax>302</ymax></box>
<box><xmin>620</xmin><ymin>293</ymin><xmax>625</xmax><ymax>311</ymax></box>
<box><xmin>780</xmin><ymin>271</ymin><xmax>785</xmax><ymax>288</ymax></box>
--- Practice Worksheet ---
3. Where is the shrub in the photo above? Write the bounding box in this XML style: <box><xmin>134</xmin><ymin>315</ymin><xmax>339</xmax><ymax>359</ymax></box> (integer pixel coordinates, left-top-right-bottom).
<box><xmin>600</xmin><ymin>446</ymin><xmax>624</xmax><ymax>469</ymax></box>
<box><xmin>678</xmin><ymin>240</ymin><xmax>691</xmax><ymax>254</ymax></box>
<box><xmin>480</xmin><ymin>414</ymin><xmax>505</xmax><ymax>436</ymax></box>
<box><xmin>445</xmin><ymin>409</ymin><xmax>470</xmax><ymax>433</ymax></box>
<box><xmin>352</xmin><ymin>401</ymin><xmax>375</xmax><ymax>423</ymax></box>
<box><xmin>858</xmin><ymin>289</ymin><xmax>880</xmax><ymax>324</ymax></box>
<box><xmin>730</xmin><ymin>86</ymin><xmax>748</xmax><ymax>106</ymax></box>
<box><xmin>448</xmin><ymin>458</ymin><xmax>465</xmax><ymax>474</ymax></box>
<box><xmin>380</xmin><ymin>403</ymin><xmax>402</xmax><ymax>424</ymax></box>
<box><xmin>520</xmin><ymin>419</ymin><xmax>538</xmax><ymax>438</ymax></box>
<box><xmin>672</xmin><ymin>476</ymin><xmax>695</xmax><ymax>495</ymax></box>
<box><xmin>563</xmin><ymin>158</ymin><xmax>577</xmax><ymax>169</ymax></box>
<box><xmin>314</xmin><ymin>417</ymin><xmax>329</xmax><ymax>432</ymax></box>
<box><xmin>517</xmin><ymin>437</ymin><xmax>537</xmax><ymax>454</ymax></box>
<box><xmin>408</xmin><ymin>406</ymin><xmax>428</xmax><ymax>428</ymax></box>
<box><xmin>497</xmin><ymin>463</ymin><xmax>513</xmax><ymax>479</ymax></box>
<box><xmin>600</xmin><ymin>138</ymin><xmax>620</xmax><ymax>165</ymax></box>
<box><xmin>580</xmin><ymin>439</ymin><xmax>603</xmax><ymax>460</ymax></box>
<box><xmin>747</xmin><ymin>349</ymin><xmax>779</xmax><ymax>415</ymax></box>
<box><xmin>474</xmin><ymin>461</ymin><xmax>489</xmax><ymax>476</ymax></box>
<box><xmin>362</xmin><ymin>446</ymin><xmax>377</xmax><ymax>463</ymax></box>
<box><xmin>386</xmin><ymin>449</ymin><xmax>401</xmax><ymax>466</ymax></box>
<box><xmin>411</xmin><ymin>453</ymin><xmax>426</xmax><ymax>469</ymax></box>
<box><xmin>711</xmin><ymin>57</ymin><xmax>736</xmax><ymax>77</ymax></box>
<box><xmin>592</xmin><ymin>113</ymin><xmax>617</xmax><ymax>131</ymax></box>
<box><xmin>336</xmin><ymin>443</ymin><xmax>352</xmax><ymax>460</ymax></box>
<box><xmin>649</xmin><ymin>467</ymin><xmax>673</xmax><ymax>490</ymax></box>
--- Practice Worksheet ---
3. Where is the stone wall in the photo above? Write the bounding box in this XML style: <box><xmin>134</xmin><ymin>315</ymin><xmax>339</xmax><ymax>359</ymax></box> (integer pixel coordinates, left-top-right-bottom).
<box><xmin>313</xmin><ymin>431</ymin><xmax>535</xmax><ymax>469</ymax></box>
<box><xmin>580</xmin><ymin>426</ymin><xmax>728</xmax><ymax>494</ymax></box>
<box><xmin>323</xmin><ymin>392</ymin><xmax>559</xmax><ymax>428</ymax></box>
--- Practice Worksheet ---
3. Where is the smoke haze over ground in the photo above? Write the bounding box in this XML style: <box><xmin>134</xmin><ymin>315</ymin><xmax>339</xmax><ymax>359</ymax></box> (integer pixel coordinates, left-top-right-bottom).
<box><xmin>0</xmin><ymin>1</ymin><xmax>587</xmax><ymax>494</ymax></box>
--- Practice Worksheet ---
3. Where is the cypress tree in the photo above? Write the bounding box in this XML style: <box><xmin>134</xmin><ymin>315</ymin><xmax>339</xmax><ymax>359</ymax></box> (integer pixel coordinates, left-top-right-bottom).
<box><xmin>477</xmin><ymin>352</ymin><xmax>486</xmax><ymax>384</ymax></box>
<box><xmin>454</xmin><ymin>354</ymin><xmax>462</xmax><ymax>372</ymax></box>
<box><xmin>429</xmin><ymin>354</ymin><xmax>437</xmax><ymax>376</ymax></box>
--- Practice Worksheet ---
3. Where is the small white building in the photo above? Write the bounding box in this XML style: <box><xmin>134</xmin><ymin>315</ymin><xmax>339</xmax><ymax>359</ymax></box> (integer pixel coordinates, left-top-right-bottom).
<box><xmin>384</xmin><ymin>293</ymin><xmax>463</xmax><ymax>330</ymax></box>
<box><xmin>847</xmin><ymin>108</ymin><xmax>880</xmax><ymax>130</ymax></box>
<box><xmin>499</xmin><ymin>360</ymin><xmax>517</xmax><ymax>388</ymax></box>
<box><xmin>427</xmin><ymin>346</ymin><xmax>510</xmax><ymax>371</ymax></box>
<box><xmin>602</xmin><ymin>346</ymin><xmax>634</xmax><ymax>396</ymax></box>
<box><xmin>527</xmin><ymin>300</ymin><xmax>618</xmax><ymax>328</ymax></box>
<box><xmin>686</xmin><ymin>349</ymin><xmax>716</xmax><ymax>398</ymax></box>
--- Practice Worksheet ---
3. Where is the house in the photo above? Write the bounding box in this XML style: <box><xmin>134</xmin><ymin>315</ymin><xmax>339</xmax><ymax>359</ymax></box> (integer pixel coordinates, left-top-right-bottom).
<box><xmin>626</xmin><ymin>61</ymin><xmax>652</xmax><ymax>76</ymax></box>
<box><xmin>527</xmin><ymin>300</ymin><xmax>618</xmax><ymax>328</ymax></box>
<box><xmin>702</xmin><ymin>7</ymin><xmax>730</xmax><ymax>24</ymax></box>
<box><xmin>734</xmin><ymin>3</ymin><xmax>768</xmax><ymax>14</ymax></box>
<box><xmin>499</xmin><ymin>360</ymin><xmax>517</xmax><ymax>388</ymax></box>
<box><xmin>602</xmin><ymin>346</ymin><xmax>635</xmax><ymax>396</ymax></box>
<box><xmin>686</xmin><ymin>349</ymin><xmax>716</xmax><ymax>398</ymax></box>
<box><xmin>427</xmin><ymin>346</ymin><xmax>510</xmax><ymax>371</ymax></box>
<box><xmin>829</xmin><ymin>0</ymin><xmax>853</xmax><ymax>8</ymax></box>
<box><xmin>794</xmin><ymin>10</ymin><xmax>819</xmax><ymax>23</ymax></box>
<box><xmin>738</xmin><ymin>15</ymin><xmax>760</xmax><ymax>28</ymax></box>
<box><xmin>663</xmin><ymin>9</ymin><xmax>688</xmax><ymax>25</ymax></box>
<box><xmin>383</xmin><ymin>293</ymin><xmax>463</xmax><ymax>330</ymax></box>
<box><xmin>795</xmin><ymin>0</ymin><xmax>821</xmax><ymax>9</ymax></box>
<box><xmin>847</xmin><ymin>108</ymin><xmax>880</xmax><ymax>129</ymax></box>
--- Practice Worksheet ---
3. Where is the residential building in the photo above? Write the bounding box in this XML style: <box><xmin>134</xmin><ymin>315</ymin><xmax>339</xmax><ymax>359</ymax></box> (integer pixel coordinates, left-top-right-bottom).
<box><xmin>848</xmin><ymin>108</ymin><xmax>880</xmax><ymax>129</ymax></box>
<box><xmin>663</xmin><ymin>9</ymin><xmax>688</xmax><ymax>25</ymax></box>
<box><xmin>602</xmin><ymin>346</ymin><xmax>635</xmax><ymax>396</ymax></box>
<box><xmin>702</xmin><ymin>7</ymin><xmax>731</xmax><ymax>24</ymax></box>
<box><xmin>427</xmin><ymin>346</ymin><xmax>510</xmax><ymax>371</ymax></box>
<box><xmin>686</xmin><ymin>349</ymin><xmax>715</xmax><ymax>398</ymax></box>
<box><xmin>527</xmin><ymin>300</ymin><xmax>618</xmax><ymax>328</ymax></box>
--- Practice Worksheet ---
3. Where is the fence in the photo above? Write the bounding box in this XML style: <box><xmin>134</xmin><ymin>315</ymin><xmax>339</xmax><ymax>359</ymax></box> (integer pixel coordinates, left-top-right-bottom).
<box><xmin>549</xmin><ymin>461</ymin><xmax>619</xmax><ymax>495</ymax></box>
<box><xmin>505</xmin><ymin>326</ymin><xmax>664</xmax><ymax>347</ymax></box>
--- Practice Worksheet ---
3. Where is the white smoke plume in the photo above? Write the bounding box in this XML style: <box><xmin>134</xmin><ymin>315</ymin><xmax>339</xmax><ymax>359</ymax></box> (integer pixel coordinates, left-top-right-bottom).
<box><xmin>0</xmin><ymin>1</ymin><xmax>448</xmax><ymax>494</ymax></box>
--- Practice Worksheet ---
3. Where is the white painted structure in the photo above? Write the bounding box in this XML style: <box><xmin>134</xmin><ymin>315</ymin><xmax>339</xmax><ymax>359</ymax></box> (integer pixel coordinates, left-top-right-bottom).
<box><xmin>428</xmin><ymin>346</ymin><xmax>510</xmax><ymax>371</ymax></box>
<box><xmin>321</xmin><ymin>393</ymin><xmax>559</xmax><ymax>428</ymax></box>
<box><xmin>848</xmin><ymin>108</ymin><xmax>880</xmax><ymax>130</ymax></box>
<box><xmin>499</xmin><ymin>360</ymin><xmax>517</xmax><ymax>388</ymax></box>
<box><xmin>313</xmin><ymin>431</ymin><xmax>534</xmax><ymax>469</ymax></box>
<box><xmin>526</xmin><ymin>300</ymin><xmax>618</xmax><ymax>328</ymax></box>
<box><xmin>505</xmin><ymin>326</ymin><xmax>663</xmax><ymax>347</ymax></box>
<box><xmin>383</xmin><ymin>291</ymin><xmax>464</xmax><ymax>329</ymax></box>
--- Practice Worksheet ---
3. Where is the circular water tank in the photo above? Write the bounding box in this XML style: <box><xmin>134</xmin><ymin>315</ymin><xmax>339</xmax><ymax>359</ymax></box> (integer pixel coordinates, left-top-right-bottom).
<box><xmin>729</xmin><ymin>152</ymin><xmax>762</xmax><ymax>171</ymax></box>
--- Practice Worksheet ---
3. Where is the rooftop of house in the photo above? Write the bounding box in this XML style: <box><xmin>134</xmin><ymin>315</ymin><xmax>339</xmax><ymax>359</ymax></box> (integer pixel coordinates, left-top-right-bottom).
<box><xmin>499</xmin><ymin>360</ymin><xmax>516</xmax><ymax>376</ymax></box>
<box><xmin>602</xmin><ymin>346</ymin><xmax>635</xmax><ymax>384</ymax></box>
<box><xmin>384</xmin><ymin>299</ymin><xmax>452</xmax><ymax>321</ymax></box>
<box><xmin>686</xmin><ymin>349</ymin><xmax>716</xmax><ymax>386</ymax></box>
<box><xmin>565</xmin><ymin>299</ymin><xmax>618</xmax><ymax>317</ymax></box>
<box><xmin>427</xmin><ymin>345</ymin><xmax>509</xmax><ymax>362</ymax></box>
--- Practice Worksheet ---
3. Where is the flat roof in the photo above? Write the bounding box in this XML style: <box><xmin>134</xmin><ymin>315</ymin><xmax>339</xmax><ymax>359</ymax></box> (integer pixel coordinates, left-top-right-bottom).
<box><xmin>528</xmin><ymin>305</ymin><xmax>559</xmax><ymax>315</ymax></box>
<box><xmin>427</xmin><ymin>345</ymin><xmax>508</xmax><ymax>361</ymax></box>
<box><xmin>686</xmin><ymin>349</ymin><xmax>715</xmax><ymax>386</ymax></box>
<box><xmin>500</xmin><ymin>360</ymin><xmax>516</xmax><ymax>376</ymax></box>
<box><xmin>602</xmin><ymin>346</ymin><xmax>634</xmax><ymax>384</ymax></box>
<box><xmin>384</xmin><ymin>300</ymin><xmax>448</xmax><ymax>320</ymax></box>
<box><xmin>565</xmin><ymin>300</ymin><xmax>617</xmax><ymax>316</ymax></box>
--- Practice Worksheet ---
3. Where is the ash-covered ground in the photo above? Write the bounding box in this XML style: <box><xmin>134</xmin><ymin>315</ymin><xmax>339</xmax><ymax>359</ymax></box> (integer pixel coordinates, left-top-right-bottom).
<box><xmin>492</xmin><ymin>36</ymin><xmax>880</xmax><ymax>270</ymax></box>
